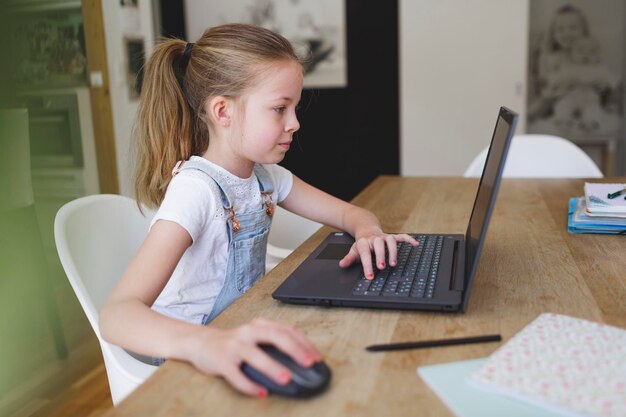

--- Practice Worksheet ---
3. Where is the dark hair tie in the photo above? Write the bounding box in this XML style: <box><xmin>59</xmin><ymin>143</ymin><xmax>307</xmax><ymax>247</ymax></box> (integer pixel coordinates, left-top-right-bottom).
<box><xmin>180</xmin><ymin>42</ymin><xmax>194</xmax><ymax>73</ymax></box>
<box><xmin>177</xmin><ymin>42</ymin><xmax>194</xmax><ymax>106</ymax></box>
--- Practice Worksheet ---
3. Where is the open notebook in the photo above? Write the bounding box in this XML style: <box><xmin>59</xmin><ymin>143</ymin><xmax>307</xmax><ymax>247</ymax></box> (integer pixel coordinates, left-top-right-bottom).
<box><xmin>584</xmin><ymin>183</ymin><xmax>626</xmax><ymax>215</ymax></box>
<box><xmin>468</xmin><ymin>314</ymin><xmax>626</xmax><ymax>417</ymax></box>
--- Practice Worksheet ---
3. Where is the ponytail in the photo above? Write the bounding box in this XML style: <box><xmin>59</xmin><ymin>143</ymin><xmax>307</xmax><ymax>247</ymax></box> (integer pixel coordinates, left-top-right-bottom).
<box><xmin>134</xmin><ymin>39</ymin><xmax>206</xmax><ymax>209</ymax></box>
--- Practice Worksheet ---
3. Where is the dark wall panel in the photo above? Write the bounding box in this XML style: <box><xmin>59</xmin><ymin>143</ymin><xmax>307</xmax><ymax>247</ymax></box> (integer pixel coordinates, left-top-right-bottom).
<box><xmin>158</xmin><ymin>0</ymin><xmax>400</xmax><ymax>201</ymax></box>
<box><xmin>282</xmin><ymin>0</ymin><xmax>400</xmax><ymax>201</ymax></box>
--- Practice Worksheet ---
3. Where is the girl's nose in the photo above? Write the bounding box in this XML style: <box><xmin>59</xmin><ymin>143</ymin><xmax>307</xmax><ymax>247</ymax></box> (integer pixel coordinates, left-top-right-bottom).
<box><xmin>285</xmin><ymin>115</ymin><xmax>300</xmax><ymax>133</ymax></box>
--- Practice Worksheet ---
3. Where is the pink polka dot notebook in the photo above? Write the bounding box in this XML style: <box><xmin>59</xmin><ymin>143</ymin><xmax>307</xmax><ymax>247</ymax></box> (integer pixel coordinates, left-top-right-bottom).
<box><xmin>469</xmin><ymin>313</ymin><xmax>626</xmax><ymax>417</ymax></box>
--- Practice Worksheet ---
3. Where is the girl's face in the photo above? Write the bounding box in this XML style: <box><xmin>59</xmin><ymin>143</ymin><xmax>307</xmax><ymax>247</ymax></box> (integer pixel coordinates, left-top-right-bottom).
<box><xmin>553</xmin><ymin>12</ymin><xmax>585</xmax><ymax>50</ymax></box>
<box><xmin>234</xmin><ymin>60</ymin><xmax>303</xmax><ymax>165</ymax></box>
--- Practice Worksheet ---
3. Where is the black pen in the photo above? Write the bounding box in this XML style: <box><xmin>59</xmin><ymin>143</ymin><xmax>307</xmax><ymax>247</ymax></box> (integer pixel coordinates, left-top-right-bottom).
<box><xmin>607</xmin><ymin>187</ymin><xmax>626</xmax><ymax>199</ymax></box>
<box><xmin>366</xmin><ymin>334</ymin><xmax>502</xmax><ymax>352</ymax></box>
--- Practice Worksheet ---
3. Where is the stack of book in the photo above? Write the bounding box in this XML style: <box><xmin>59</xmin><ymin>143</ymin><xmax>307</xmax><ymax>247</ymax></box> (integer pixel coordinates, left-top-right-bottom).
<box><xmin>568</xmin><ymin>183</ymin><xmax>626</xmax><ymax>234</ymax></box>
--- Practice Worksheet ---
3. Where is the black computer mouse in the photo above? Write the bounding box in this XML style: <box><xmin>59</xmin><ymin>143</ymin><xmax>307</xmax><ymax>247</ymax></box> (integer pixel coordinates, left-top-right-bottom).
<box><xmin>241</xmin><ymin>344</ymin><xmax>331</xmax><ymax>398</ymax></box>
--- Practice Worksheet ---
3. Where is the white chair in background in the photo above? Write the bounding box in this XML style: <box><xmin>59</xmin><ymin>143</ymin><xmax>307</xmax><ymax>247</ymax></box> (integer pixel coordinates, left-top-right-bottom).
<box><xmin>54</xmin><ymin>194</ymin><xmax>157</xmax><ymax>405</ymax></box>
<box><xmin>266</xmin><ymin>206</ymin><xmax>322</xmax><ymax>272</ymax></box>
<box><xmin>463</xmin><ymin>134</ymin><xmax>603</xmax><ymax>178</ymax></box>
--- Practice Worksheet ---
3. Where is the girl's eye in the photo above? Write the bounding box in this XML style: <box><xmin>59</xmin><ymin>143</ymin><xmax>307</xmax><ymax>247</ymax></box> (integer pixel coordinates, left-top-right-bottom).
<box><xmin>274</xmin><ymin>106</ymin><xmax>286</xmax><ymax>114</ymax></box>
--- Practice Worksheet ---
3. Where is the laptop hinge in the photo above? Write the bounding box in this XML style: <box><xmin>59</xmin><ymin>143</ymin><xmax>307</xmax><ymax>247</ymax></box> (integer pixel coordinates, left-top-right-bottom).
<box><xmin>448</xmin><ymin>240</ymin><xmax>464</xmax><ymax>292</ymax></box>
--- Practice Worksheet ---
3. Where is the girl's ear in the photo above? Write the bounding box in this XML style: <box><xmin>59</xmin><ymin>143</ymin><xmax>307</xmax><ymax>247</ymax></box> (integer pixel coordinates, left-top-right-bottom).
<box><xmin>205</xmin><ymin>96</ymin><xmax>231</xmax><ymax>127</ymax></box>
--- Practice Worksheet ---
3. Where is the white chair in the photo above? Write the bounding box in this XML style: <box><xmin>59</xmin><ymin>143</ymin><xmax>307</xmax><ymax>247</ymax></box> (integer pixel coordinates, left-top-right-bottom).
<box><xmin>266</xmin><ymin>206</ymin><xmax>322</xmax><ymax>272</ymax></box>
<box><xmin>463</xmin><ymin>134</ymin><xmax>603</xmax><ymax>178</ymax></box>
<box><xmin>54</xmin><ymin>194</ymin><xmax>157</xmax><ymax>405</ymax></box>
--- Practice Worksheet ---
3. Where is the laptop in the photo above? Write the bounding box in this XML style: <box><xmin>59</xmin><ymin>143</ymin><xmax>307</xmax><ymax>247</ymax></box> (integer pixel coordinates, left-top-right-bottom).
<box><xmin>273</xmin><ymin>107</ymin><xmax>518</xmax><ymax>313</ymax></box>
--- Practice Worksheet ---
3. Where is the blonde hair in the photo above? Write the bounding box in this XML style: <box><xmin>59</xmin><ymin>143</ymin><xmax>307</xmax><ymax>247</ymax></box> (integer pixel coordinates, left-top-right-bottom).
<box><xmin>134</xmin><ymin>23</ymin><xmax>301</xmax><ymax>209</ymax></box>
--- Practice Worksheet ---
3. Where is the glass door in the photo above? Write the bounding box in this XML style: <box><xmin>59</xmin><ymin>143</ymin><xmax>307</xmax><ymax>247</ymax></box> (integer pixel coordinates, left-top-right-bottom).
<box><xmin>1</xmin><ymin>2</ymin><xmax>103</xmax><ymax>415</ymax></box>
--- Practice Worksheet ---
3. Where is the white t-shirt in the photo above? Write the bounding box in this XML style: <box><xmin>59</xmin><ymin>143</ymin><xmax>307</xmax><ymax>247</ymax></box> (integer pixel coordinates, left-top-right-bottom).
<box><xmin>150</xmin><ymin>156</ymin><xmax>293</xmax><ymax>324</ymax></box>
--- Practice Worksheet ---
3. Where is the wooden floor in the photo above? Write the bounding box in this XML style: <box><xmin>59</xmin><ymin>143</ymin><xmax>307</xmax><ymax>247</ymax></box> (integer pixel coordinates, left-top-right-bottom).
<box><xmin>3</xmin><ymin>333</ymin><xmax>113</xmax><ymax>417</ymax></box>
<box><xmin>29</xmin><ymin>364</ymin><xmax>112</xmax><ymax>417</ymax></box>
<box><xmin>4</xmin><ymin>338</ymin><xmax>112</xmax><ymax>417</ymax></box>
<box><xmin>1</xmin><ymin>276</ymin><xmax>113</xmax><ymax>417</ymax></box>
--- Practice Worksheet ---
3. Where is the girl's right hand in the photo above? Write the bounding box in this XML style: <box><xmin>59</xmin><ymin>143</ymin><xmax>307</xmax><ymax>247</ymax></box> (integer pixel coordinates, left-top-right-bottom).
<box><xmin>186</xmin><ymin>318</ymin><xmax>323</xmax><ymax>398</ymax></box>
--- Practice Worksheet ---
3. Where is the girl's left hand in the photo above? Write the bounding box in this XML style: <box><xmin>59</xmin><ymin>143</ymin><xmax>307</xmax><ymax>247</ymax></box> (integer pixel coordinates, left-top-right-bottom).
<box><xmin>338</xmin><ymin>230</ymin><xmax>419</xmax><ymax>279</ymax></box>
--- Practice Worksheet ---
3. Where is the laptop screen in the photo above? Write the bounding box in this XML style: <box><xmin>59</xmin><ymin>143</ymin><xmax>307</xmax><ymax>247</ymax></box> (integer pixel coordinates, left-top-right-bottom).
<box><xmin>464</xmin><ymin>107</ymin><xmax>518</xmax><ymax>303</ymax></box>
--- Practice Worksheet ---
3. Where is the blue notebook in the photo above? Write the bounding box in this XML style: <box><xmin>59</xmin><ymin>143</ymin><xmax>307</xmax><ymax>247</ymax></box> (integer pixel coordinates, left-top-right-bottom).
<box><xmin>567</xmin><ymin>197</ymin><xmax>626</xmax><ymax>234</ymax></box>
<box><xmin>417</xmin><ymin>359</ymin><xmax>565</xmax><ymax>417</ymax></box>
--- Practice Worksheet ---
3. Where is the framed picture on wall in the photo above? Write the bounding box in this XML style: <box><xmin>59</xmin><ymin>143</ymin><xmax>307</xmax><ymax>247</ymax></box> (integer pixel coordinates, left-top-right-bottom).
<box><xmin>124</xmin><ymin>37</ymin><xmax>145</xmax><ymax>100</ymax></box>
<box><xmin>119</xmin><ymin>0</ymin><xmax>141</xmax><ymax>34</ymax></box>
<box><xmin>184</xmin><ymin>0</ymin><xmax>347</xmax><ymax>89</ymax></box>
<box><xmin>527</xmin><ymin>0</ymin><xmax>624</xmax><ymax>138</ymax></box>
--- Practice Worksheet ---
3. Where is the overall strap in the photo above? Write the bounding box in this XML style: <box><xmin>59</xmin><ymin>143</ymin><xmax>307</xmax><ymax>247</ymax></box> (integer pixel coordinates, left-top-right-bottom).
<box><xmin>173</xmin><ymin>160</ymin><xmax>276</xmax><ymax>230</ymax></box>
<box><xmin>253</xmin><ymin>164</ymin><xmax>275</xmax><ymax>217</ymax></box>
<box><xmin>252</xmin><ymin>164</ymin><xmax>274</xmax><ymax>194</ymax></box>
<box><xmin>175</xmin><ymin>159</ymin><xmax>232</xmax><ymax>210</ymax></box>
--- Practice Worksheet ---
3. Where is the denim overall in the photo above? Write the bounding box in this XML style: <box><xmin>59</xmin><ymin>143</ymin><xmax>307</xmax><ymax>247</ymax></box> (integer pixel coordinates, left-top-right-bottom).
<box><xmin>178</xmin><ymin>159</ymin><xmax>274</xmax><ymax>323</ymax></box>
<box><xmin>150</xmin><ymin>160</ymin><xmax>274</xmax><ymax>365</ymax></box>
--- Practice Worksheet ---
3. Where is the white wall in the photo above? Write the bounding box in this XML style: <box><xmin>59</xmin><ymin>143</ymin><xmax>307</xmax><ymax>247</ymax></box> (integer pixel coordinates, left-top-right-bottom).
<box><xmin>101</xmin><ymin>0</ymin><xmax>155</xmax><ymax>196</ymax></box>
<box><xmin>101</xmin><ymin>1</ymin><xmax>532</xmax><ymax>184</ymax></box>
<box><xmin>400</xmin><ymin>0</ymin><xmax>529</xmax><ymax>176</ymax></box>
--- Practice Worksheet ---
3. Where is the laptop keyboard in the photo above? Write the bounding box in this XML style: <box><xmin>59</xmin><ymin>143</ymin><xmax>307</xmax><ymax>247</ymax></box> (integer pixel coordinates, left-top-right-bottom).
<box><xmin>352</xmin><ymin>235</ymin><xmax>444</xmax><ymax>298</ymax></box>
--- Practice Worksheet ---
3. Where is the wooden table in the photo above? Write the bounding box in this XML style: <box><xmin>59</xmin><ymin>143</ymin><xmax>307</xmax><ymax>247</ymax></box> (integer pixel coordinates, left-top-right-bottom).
<box><xmin>104</xmin><ymin>177</ymin><xmax>626</xmax><ymax>417</ymax></box>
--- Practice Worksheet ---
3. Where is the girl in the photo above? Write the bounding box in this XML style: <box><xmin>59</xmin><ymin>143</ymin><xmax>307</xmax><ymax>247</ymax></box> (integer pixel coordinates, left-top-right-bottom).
<box><xmin>99</xmin><ymin>23</ymin><xmax>417</xmax><ymax>398</ymax></box>
<box><xmin>529</xmin><ymin>5</ymin><xmax>590</xmax><ymax>121</ymax></box>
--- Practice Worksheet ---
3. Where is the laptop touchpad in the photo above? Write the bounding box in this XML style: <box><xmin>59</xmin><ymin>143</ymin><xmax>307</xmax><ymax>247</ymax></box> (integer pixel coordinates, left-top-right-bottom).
<box><xmin>316</xmin><ymin>243</ymin><xmax>353</xmax><ymax>260</ymax></box>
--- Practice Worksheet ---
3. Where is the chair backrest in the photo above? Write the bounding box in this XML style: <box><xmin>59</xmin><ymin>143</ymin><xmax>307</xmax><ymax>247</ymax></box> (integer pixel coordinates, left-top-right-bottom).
<box><xmin>464</xmin><ymin>134</ymin><xmax>603</xmax><ymax>178</ymax></box>
<box><xmin>269</xmin><ymin>206</ymin><xmax>322</xmax><ymax>251</ymax></box>
<box><xmin>54</xmin><ymin>194</ymin><xmax>157</xmax><ymax>405</ymax></box>
<box><xmin>266</xmin><ymin>206</ymin><xmax>321</xmax><ymax>271</ymax></box>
